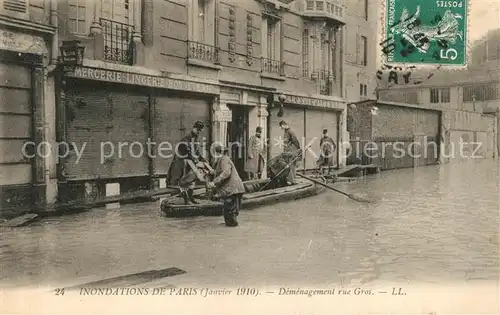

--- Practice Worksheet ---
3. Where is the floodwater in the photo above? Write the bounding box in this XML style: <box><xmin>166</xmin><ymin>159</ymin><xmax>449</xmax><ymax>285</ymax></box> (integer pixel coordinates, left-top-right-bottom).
<box><xmin>0</xmin><ymin>160</ymin><xmax>498</xmax><ymax>290</ymax></box>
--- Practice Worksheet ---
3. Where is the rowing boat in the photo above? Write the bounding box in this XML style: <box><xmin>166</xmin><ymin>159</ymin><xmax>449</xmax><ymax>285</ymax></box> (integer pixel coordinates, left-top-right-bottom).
<box><xmin>160</xmin><ymin>177</ymin><xmax>326</xmax><ymax>217</ymax></box>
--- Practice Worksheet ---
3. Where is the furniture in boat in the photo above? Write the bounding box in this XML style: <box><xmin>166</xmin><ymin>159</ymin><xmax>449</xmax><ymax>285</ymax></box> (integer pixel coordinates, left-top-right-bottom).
<box><xmin>160</xmin><ymin>177</ymin><xmax>326</xmax><ymax>218</ymax></box>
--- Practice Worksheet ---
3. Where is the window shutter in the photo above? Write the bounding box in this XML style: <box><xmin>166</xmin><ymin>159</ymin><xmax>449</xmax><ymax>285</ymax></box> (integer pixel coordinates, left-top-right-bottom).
<box><xmin>3</xmin><ymin>0</ymin><xmax>27</xmax><ymax>13</ymax></box>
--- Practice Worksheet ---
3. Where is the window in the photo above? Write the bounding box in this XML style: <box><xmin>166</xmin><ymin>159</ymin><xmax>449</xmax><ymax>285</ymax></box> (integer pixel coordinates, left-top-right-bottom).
<box><xmin>266</xmin><ymin>19</ymin><xmax>278</xmax><ymax>60</ymax></box>
<box><xmin>302</xmin><ymin>28</ymin><xmax>309</xmax><ymax>78</ymax></box>
<box><xmin>430</xmin><ymin>88</ymin><xmax>451</xmax><ymax>103</ymax></box>
<box><xmin>359</xmin><ymin>84</ymin><xmax>367</xmax><ymax>97</ymax></box>
<box><xmin>430</xmin><ymin>88</ymin><xmax>440</xmax><ymax>103</ymax></box>
<box><xmin>463</xmin><ymin>83</ymin><xmax>499</xmax><ymax>102</ymax></box>
<box><xmin>320</xmin><ymin>31</ymin><xmax>328</xmax><ymax>70</ymax></box>
<box><xmin>197</xmin><ymin>0</ymin><xmax>206</xmax><ymax>43</ymax></box>
<box><xmin>68</xmin><ymin>0</ymin><xmax>87</xmax><ymax>34</ymax></box>
<box><xmin>101</xmin><ymin>0</ymin><xmax>132</xmax><ymax>24</ymax></box>
<box><xmin>360</xmin><ymin>36</ymin><xmax>367</xmax><ymax>66</ymax></box>
<box><xmin>440</xmin><ymin>88</ymin><xmax>450</xmax><ymax>103</ymax></box>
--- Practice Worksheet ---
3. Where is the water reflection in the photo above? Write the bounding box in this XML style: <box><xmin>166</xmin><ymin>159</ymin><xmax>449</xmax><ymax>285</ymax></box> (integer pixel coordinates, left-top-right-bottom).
<box><xmin>0</xmin><ymin>160</ymin><xmax>498</xmax><ymax>288</ymax></box>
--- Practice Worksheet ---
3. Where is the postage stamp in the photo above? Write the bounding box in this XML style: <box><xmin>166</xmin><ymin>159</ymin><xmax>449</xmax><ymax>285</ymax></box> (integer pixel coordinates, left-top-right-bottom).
<box><xmin>382</xmin><ymin>0</ymin><xmax>468</xmax><ymax>66</ymax></box>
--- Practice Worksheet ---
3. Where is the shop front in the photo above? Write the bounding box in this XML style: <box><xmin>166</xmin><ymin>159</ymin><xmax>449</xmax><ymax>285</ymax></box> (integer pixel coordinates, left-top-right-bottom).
<box><xmin>0</xmin><ymin>25</ymin><xmax>54</xmax><ymax>215</ymax></box>
<box><xmin>268</xmin><ymin>93</ymin><xmax>345</xmax><ymax>171</ymax></box>
<box><xmin>58</xmin><ymin>65</ymin><xmax>219</xmax><ymax>202</ymax></box>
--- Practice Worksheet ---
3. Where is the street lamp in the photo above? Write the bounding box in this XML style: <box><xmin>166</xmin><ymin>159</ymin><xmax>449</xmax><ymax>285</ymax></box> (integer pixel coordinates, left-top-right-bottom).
<box><xmin>59</xmin><ymin>40</ymin><xmax>85</xmax><ymax>72</ymax></box>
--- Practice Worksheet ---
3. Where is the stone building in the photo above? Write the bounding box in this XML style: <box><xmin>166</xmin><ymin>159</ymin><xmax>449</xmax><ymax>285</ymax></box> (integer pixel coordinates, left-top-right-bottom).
<box><xmin>0</xmin><ymin>1</ymin><xmax>57</xmax><ymax>215</ymax></box>
<box><xmin>0</xmin><ymin>0</ymin><xmax>378</xmax><ymax>212</ymax></box>
<box><xmin>377</xmin><ymin>61</ymin><xmax>500</xmax><ymax>162</ymax></box>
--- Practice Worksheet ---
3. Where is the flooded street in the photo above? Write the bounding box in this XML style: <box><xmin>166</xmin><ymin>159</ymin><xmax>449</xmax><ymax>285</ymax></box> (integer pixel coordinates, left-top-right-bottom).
<box><xmin>1</xmin><ymin>160</ymin><xmax>498</xmax><ymax>290</ymax></box>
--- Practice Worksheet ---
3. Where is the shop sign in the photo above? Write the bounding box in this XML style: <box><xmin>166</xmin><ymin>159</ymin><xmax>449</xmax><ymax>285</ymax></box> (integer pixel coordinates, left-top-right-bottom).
<box><xmin>213</xmin><ymin>110</ymin><xmax>232</xmax><ymax>122</ymax></box>
<box><xmin>70</xmin><ymin>67</ymin><xmax>219</xmax><ymax>94</ymax></box>
<box><xmin>0</xmin><ymin>30</ymin><xmax>46</xmax><ymax>55</ymax></box>
<box><xmin>276</xmin><ymin>94</ymin><xmax>344</xmax><ymax>109</ymax></box>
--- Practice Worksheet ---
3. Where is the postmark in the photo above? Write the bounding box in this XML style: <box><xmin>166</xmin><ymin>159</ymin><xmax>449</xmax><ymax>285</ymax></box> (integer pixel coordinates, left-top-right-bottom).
<box><xmin>382</xmin><ymin>0</ymin><xmax>468</xmax><ymax>66</ymax></box>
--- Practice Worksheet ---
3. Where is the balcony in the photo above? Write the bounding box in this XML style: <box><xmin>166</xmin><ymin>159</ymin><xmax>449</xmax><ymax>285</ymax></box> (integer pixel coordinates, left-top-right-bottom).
<box><xmin>261</xmin><ymin>57</ymin><xmax>285</xmax><ymax>77</ymax></box>
<box><xmin>303</xmin><ymin>0</ymin><xmax>346</xmax><ymax>26</ymax></box>
<box><xmin>187</xmin><ymin>41</ymin><xmax>220</xmax><ymax>67</ymax></box>
<box><xmin>319</xmin><ymin>69</ymin><xmax>331</xmax><ymax>95</ymax></box>
<box><xmin>101</xmin><ymin>18</ymin><xmax>134</xmax><ymax>65</ymax></box>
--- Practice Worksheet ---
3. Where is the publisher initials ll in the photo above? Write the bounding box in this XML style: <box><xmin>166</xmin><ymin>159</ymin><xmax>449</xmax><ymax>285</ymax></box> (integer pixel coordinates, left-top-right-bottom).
<box><xmin>392</xmin><ymin>287</ymin><xmax>406</xmax><ymax>295</ymax></box>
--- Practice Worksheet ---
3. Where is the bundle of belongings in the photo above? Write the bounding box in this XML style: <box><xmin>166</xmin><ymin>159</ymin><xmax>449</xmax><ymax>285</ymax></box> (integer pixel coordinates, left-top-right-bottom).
<box><xmin>267</xmin><ymin>150</ymin><xmax>302</xmax><ymax>188</ymax></box>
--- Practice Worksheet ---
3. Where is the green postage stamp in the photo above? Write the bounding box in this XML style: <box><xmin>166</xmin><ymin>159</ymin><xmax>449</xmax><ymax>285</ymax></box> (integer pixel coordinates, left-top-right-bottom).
<box><xmin>383</xmin><ymin>0</ymin><xmax>468</xmax><ymax>66</ymax></box>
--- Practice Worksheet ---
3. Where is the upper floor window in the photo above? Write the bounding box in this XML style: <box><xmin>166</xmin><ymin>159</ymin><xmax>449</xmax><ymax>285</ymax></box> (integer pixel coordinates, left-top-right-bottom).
<box><xmin>440</xmin><ymin>88</ymin><xmax>450</xmax><ymax>103</ymax></box>
<box><xmin>68</xmin><ymin>0</ymin><xmax>87</xmax><ymax>34</ymax></box>
<box><xmin>430</xmin><ymin>88</ymin><xmax>450</xmax><ymax>103</ymax></box>
<box><xmin>302</xmin><ymin>28</ymin><xmax>309</xmax><ymax>78</ymax></box>
<box><xmin>360</xmin><ymin>84</ymin><xmax>367</xmax><ymax>97</ymax></box>
<box><xmin>67</xmin><ymin>0</ymin><xmax>134</xmax><ymax>35</ymax></box>
<box><xmin>266</xmin><ymin>18</ymin><xmax>278</xmax><ymax>60</ymax></box>
<box><xmin>463</xmin><ymin>83</ymin><xmax>499</xmax><ymax>102</ymax></box>
<box><xmin>197</xmin><ymin>0</ymin><xmax>206</xmax><ymax>43</ymax></box>
<box><xmin>360</xmin><ymin>35</ymin><xmax>367</xmax><ymax>66</ymax></box>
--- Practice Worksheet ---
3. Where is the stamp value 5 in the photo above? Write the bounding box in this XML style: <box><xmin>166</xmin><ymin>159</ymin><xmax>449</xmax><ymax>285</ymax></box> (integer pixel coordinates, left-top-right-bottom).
<box><xmin>382</xmin><ymin>0</ymin><xmax>468</xmax><ymax>66</ymax></box>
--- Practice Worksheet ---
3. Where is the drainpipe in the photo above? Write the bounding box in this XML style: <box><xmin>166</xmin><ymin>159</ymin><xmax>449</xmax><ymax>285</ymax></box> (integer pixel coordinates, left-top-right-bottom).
<box><xmin>47</xmin><ymin>0</ymin><xmax>58</xmax><ymax>71</ymax></box>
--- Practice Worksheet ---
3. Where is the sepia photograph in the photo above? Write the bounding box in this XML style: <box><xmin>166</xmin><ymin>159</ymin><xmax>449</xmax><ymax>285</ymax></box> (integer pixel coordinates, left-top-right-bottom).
<box><xmin>0</xmin><ymin>0</ymin><xmax>498</xmax><ymax>313</ymax></box>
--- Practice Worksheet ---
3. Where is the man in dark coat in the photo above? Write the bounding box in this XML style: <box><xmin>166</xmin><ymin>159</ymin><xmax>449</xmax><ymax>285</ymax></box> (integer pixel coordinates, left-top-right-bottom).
<box><xmin>279</xmin><ymin>120</ymin><xmax>301</xmax><ymax>185</ymax></box>
<box><xmin>317</xmin><ymin>128</ymin><xmax>336</xmax><ymax>169</ymax></box>
<box><xmin>167</xmin><ymin>121</ymin><xmax>206</xmax><ymax>204</ymax></box>
<box><xmin>206</xmin><ymin>144</ymin><xmax>245</xmax><ymax>227</ymax></box>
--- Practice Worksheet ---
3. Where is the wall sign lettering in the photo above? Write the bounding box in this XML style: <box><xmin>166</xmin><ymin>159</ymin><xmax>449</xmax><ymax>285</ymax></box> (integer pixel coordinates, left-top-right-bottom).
<box><xmin>69</xmin><ymin>67</ymin><xmax>219</xmax><ymax>94</ymax></box>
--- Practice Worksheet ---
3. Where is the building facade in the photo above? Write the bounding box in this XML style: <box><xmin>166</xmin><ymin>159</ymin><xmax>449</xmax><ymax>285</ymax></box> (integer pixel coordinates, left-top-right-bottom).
<box><xmin>378</xmin><ymin>62</ymin><xmax>500</xmax><ymax>162</ymax></box>
<box><xmin>0</xmin><ymin>0</ymin><xmax>378</xmax><ymax>212</ymax></box>
<box><xmin>0</xmin><ymin>0</ymin><xmax>57</xmax><ymax>215</ymax></box>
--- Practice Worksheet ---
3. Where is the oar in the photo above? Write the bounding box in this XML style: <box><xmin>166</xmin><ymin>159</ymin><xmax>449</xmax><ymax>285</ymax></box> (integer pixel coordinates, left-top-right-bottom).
<box><xmin>297</xmin><ymin>173</ymin><xmax>374</xmax><ymax>203</ymax></box>
<box><xmin>258</xmin><ymin>143</ymin><xmax>313</xmax><ymax>192</ymax></box>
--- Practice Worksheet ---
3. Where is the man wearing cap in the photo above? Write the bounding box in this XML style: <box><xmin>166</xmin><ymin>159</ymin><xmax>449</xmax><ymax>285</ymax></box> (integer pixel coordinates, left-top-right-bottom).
<box><xmin>206</xmin><ymin>144</ymin><xmax>245</xmax><ymax>227</ymax></box>
<box><xmin>167</xmin><ymin>120</ymin><xmax>206</xmax><ymax>205</ymax></box>
<box><xmin>279</xmin><ymin>120</ymin><xmax>301</xmax><ymax>185</ymax></box>
<box><xmin>245</xmin><ymin>126</ymin><xmax>266</xmax><ymax>180</ymax></box>
<box><xmin>317</xmin><ymin>129</ymin><xmax>336</xmax><ymax>170</ymax></box>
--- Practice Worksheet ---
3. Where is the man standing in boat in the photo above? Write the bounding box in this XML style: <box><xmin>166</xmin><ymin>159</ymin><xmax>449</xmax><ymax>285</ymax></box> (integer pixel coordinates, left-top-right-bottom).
<box><xmin>317</xmin><ymin>128</ymin><xmax>336</xmax><ymax>171</ymax></box>
<box><xmin>167</xmin><ymin>121</ymin><xmax>206</xmax><ymax>205</ymax></box>
<box><xmin>279</xmin><ymin>120</ymin><xmax>301</xmax><ymax>185</ymax></box>
<box><xmin>206</xmin><ymin>143</ymin><xmax>245</xmax><ymax>227</ymax></box>
<box><xmin>245</xmin><ymin>126</ymin><xmax>266</xmax><ymax>180</ymax></box>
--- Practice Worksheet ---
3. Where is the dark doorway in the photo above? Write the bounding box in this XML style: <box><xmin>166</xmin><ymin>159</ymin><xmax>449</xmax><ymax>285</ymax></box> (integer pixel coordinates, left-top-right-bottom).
<box><xmin>227</xmin><ymin>105</ymin><xmax>249</xmax><ymax>180</ymax></box>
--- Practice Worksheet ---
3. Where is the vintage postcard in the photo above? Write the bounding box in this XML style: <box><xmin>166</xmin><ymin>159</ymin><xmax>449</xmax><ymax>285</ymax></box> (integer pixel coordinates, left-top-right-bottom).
<box><xmin>0</xmin><ymin>0</ymin><xmax>498</xmax><ymax>314</ymax></box>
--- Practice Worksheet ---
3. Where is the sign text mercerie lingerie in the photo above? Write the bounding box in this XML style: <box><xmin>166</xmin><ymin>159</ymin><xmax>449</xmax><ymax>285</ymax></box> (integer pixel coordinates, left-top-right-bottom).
<box><xmin>71</xmin><ymin>67</ymin><xmax>218</xmax><ymax>94</ymax></box>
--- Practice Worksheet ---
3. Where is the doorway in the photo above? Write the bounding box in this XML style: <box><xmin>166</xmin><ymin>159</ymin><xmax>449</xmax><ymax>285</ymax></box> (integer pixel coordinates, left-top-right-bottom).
<box><xmin>227</xmin><ymin>105</ymin><xmax>249</xmax><ymax>180</ymax></box>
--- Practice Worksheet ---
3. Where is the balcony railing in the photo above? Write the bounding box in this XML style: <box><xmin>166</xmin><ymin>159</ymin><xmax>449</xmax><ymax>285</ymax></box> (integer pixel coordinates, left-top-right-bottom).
<box><xmin>261</xmin><ymin>57</ymin><xmax>285</xmax><ymax>76</ymax></box>
<box><xmin>101</xmin><ymin>18</ymin><xmax>134</xmax><ymax>65</ymax></box>
<box><xmin>304</xmin><ymin>0</ymin><xmax>345</xmax><ymax>25</ymax></box>
<box><xmin>319</xmin><ymin>69</ymin><xmax>331</xmax><ymax>95</ymax></box>
<box><xmin>187</xmin><ymin>41</ymin><xmax>219</xmax><ymax>64</ymax></box>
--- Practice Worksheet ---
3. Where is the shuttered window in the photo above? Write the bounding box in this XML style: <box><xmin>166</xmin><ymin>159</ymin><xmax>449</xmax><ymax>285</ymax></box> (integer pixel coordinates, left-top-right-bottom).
<box><xmin>3</xmin><ymin>0</ymin><xmax>27</xmax><ymax>13</ymax></box>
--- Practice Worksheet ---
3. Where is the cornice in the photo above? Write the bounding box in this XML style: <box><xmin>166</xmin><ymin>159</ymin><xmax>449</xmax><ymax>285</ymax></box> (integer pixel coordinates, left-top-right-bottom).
<box><xmin>0</xmin><ymin>14</ymin><xmax>56</xmax><ymax>35</ymax></box>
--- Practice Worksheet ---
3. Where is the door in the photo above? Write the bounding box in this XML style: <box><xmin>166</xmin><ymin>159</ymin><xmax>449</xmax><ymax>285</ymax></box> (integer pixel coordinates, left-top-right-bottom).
<box><xmin>304</xmin><ymin>108</ymin><xmax>339</xmax><ymax>169</ymax></box>
<box><xmin>269</xmin><ymin>106</ymin><xmax>305</xmax><ymax>169</ymax></box>
<box><xmin>227</xmin><ymin>105</ymin><xmax>248</xmax><ymax>179</ymax></box>
<box><xmin>0</xmin><ymin>62</ymin><xmax>33</xmax><ymax>187</ymax></box>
